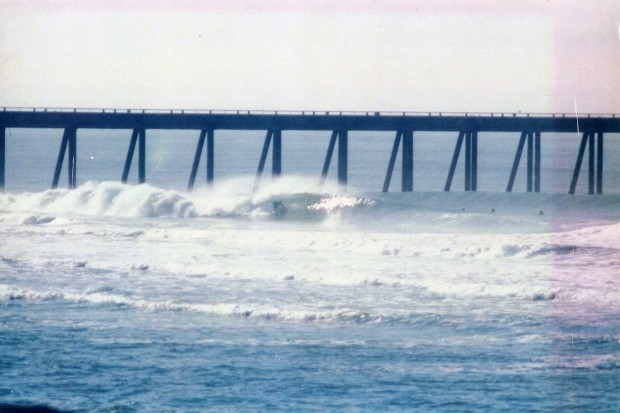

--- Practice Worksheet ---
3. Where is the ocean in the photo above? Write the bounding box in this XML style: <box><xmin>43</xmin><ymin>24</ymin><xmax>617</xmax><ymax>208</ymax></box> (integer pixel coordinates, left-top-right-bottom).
<box><xmin>1</xmin><ymin>128</ymin><xmax>619</xmax><ymax>412</ymax></box>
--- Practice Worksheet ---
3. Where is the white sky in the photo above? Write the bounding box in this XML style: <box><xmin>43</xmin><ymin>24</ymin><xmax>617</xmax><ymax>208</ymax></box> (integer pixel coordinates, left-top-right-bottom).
<box><xmin>0</xmin><ymin>0</ymin><xmax>618</xmax><ymax>113</ymax></box>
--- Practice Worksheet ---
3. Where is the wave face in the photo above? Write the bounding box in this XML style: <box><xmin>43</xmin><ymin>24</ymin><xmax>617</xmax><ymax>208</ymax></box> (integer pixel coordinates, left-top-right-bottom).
<box><xmin>1</xmin><ymin>178</ymin><xmax>619</xmax><ymax>412</ymax></box>
<box><xmin>3</xmin><ymin>179</ymin><xmax>620</xmax><ymax>227</ymax></box>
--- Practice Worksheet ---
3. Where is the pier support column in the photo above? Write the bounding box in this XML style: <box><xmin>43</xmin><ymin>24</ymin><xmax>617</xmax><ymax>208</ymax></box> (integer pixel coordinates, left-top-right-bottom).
<box><xmin>382</xmin><ymin>131</ymin><xmax>402</xmax><ymax>192</ymax></box>
<box><xmin>0</xmin><ymin>126</ymin><xmax>4</xmax><ymax>192</ymax></box>
<box><xmin>52</xmin><ymin>126</ymin><xmax>77</xmax><ymax>189</ymax></box>
<box><xmin>444</xmin><ymin>131</ymin><xmax>465</xmax><ymax>192</ymax></box>
<box><xmin>534</xmin><ymin>132</ymin><xmax>541</xmax><ymax>192</ymax></box>
<box><xmin>597</xmin><ymin>132</ymin><xmax>603</xmax><ymax>194</ymax></box>
<box><xmin>471</xmin><ymin>131</ymin><xmax>478</xmax><ymax>191</ymax></box>
<box><xmin>463</xmin><ymin>131</ymin><xmax>477</xmax><ymax>191</ymax></box>
<box><xmin>207</xmin><ymin>129</ymin><xmax>214</xmax><ymax>187</ymax></box>
<box><xmin>319</xmin><ymin>130</ymin><xmax>347</xmax><ymax>189</ymax></box>
<box><xmin>382</xmin><ymin>130</ymin><xmax>413</xmax><ymax>192</ymax></box>
<box><xmin>121</xmin><ymin>128</ymin><xmax>146</xmax><ymax>184</ymax></box>
<box><xmin>188</xmin><ymin>129</ymin><xmax>215</xmax><ymax>192</ymax></box>
<box><xmin>272</xmin><ymin>129</ymin><xmax>281</xmax><ymax>177</ymax></box>
<box><xmin>138</xmin><ymin>129</ymin><xmax>145</xmax><ymax>184</ymax></box>
<box><xmin>526</xmin><ymin>132</ymin><xmax>533</xmax><ymax>192</ymax></box>
<box><xmin>402</xmin><ymin>131</ymin><xmax>413</xmax><ymax>192</ymax></box>
<box><xmin>319</xmin><ymin>131</ymin><xmax>338</xmax><ymax>187</ymax></box>
<box><xmin>253</xmin><ymin>130</ymin><xmax>281</xmax><ymax>192</ymax></box>
<box><xmin>569</xmin><ymin>132</ymin><xmax>602</xmax><ymax>194</ymax></box>
<box><xmin>464</xmin><ymin>132</ymin><xmax>471</xmax><ymax>191</ymax></box>
<box><xmin>507</xmin><ymin>132</ymin><xmax>541</xmax><ymax>193</ymax></box>
<box><xmin>338</xmin><ymin>130</ymin><xmax>348</xmax><ymax>188</ymax></box>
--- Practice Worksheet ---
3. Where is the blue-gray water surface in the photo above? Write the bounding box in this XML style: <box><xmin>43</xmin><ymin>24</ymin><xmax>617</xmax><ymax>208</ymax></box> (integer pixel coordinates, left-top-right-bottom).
<box><xmin>1</xmin><ymin>129</ymin><xmax>619</xmax><ymax>412</ymax></box>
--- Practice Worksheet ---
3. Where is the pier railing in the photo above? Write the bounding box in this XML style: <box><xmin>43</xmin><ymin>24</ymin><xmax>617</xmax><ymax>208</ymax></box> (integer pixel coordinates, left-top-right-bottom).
<box><xmin>1</xmin><ymin>106</ymin><xmax>618</xmax><ymax>119</ymax></box>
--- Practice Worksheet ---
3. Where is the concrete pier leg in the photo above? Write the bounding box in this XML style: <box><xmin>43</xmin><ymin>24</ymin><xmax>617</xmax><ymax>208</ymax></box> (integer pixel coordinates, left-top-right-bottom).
<box><xmin>52</xmin><ymin>128</ymin><xmax>70</xmax><ymax>189</ymax></box>
<box><xmin>507</xmin><ymin>132</ymin><xmax>527</xmax><ymax>192</ymax></box>
<box><xmin>121</xmin><ymin>129</ymin><xmax>139</xmax><ymax>183</ymax></box>
<box><xmin>68</xmin><ymin>127</ymin><xmax>76</xmax><ymax>189</ymax></box>
<box><xmin>465</xmin><ymin>132</ymin><xmax>471</xmax><ymax>191</ymax></box>
<box><xmin>0</xmin><ymin>127</ymin><xmax>5</xmax><ymax>192</ymax></box>
<box><xmin>319</xmin><ymin>131</ymin><xmax>338</xmax><ymax>187</ymax></box>
<box><xmin>588</xmin><ymin>132</ymin><xmax>595</xmax><ymax>195</ymax></box>
<box><xmin>527</xmin><ymin>132</ymin><xmax>533</xmax><ymax>192</ymax></box>
<box><xmin>138</xmin><ymin>129</ymin><xmax>145</xmax><ymax>184</ymax></box>
<box><xmin>187</xmin><ymin>130</ymin><xmax>206</xmax><ymax>192</ymax></box>
<box><xmin>253</xmin><ymin>130</ymin><xmax>273</xmax><ymax>193</ymax></box>
<box><xmin>597</xmin><ymin>132</ymin><xmax>603</xmax><ymax>194</ymax></box>
<box><xmin>272</xmin><ymin>130</ymin><xmax>281</xmax><ymax>177</ymax></box>
<box><xmin>207</xmin><ymin>129</ymin><xmax>214</xmax><ymax>187</ymax></box>
<box><xmin>534</xmin><ymin>132</ymin><xmax>541</xmax><ymax>192</ymax></box>
<box><xmin>445</xmin><ymin>131</ymin><xmax>464</xmax><ymax>192</ymax></box>
<box><xmin>383</xmin><ymin>131</ymin><xmax>402</xmax><ymax>193</ymax></box>
<box><xmin>471</xmin><ymin>131</ymin><xmax>478</xmax><ymax>191</ymax></box>
<box><xmin>402</xmin><ymin>131</ymin><xmax>413</xmax><ymax>192</ymax></box>
<box><xmin>569</xmin><ymin>132</ymin><xmax>589</xmax><ymax>194</ymax></box>
<box><xmin>338</xmin><ymin>130</ymin><xmax>348</xmax><ymax>188</ymax></box>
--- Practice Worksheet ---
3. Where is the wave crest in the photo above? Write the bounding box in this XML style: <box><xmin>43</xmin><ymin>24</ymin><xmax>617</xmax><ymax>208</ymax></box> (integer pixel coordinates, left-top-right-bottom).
<box><xmin>0</xmin><ymin>181</ymin><xmax>197</xmax><ymax>218</ymax></box>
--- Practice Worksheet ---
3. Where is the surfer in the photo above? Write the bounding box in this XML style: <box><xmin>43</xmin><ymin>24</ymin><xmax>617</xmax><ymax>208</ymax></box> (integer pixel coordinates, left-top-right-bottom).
<box><xmin>272</xmin><ymin>201</ymin><xmax>287</xmax><ymax>219</ymax></box>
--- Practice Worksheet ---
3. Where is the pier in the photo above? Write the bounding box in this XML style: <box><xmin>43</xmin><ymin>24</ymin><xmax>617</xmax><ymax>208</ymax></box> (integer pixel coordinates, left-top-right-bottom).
<box><xmin>1</xmin><ymin>108</ymin><xmax>619</xmax><ymax>194</ymax></box>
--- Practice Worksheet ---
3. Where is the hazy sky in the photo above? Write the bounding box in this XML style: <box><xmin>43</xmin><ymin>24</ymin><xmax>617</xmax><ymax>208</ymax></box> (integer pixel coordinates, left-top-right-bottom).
<box><xmin>0</xmin><ymin>0</ymin><xmax>618</xmax><ymax>113</ymax></box>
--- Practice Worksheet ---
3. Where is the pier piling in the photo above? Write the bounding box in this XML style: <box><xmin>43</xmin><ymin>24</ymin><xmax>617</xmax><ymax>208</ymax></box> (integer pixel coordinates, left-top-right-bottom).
<box><xmin>121</xmin><ymin>129</ymin><xmax>146</xmax><ymax>184</ymax></box>
<box><xmin>444</xmin><ymin>131</ymin><xmax>465</xmax><ymax>192</ymax></box>
<box><xmin>597</xmin><ymin>132</ymin><xmax>603</xmax><ymax>194</ymax></box>
<box><xmin>402</xmin><ymin>131</ymin><xmax>413</xmax><ymax>192</ymax></box>
<box><xmin>0</xmin><ymin>126</ymin><xmax>5</xmax><ymax>192</ymax></box>
<box><xmin>0</xmin><ymin>108</ymin><xmax>616</xmax><ymax>194</ymax></box>
<box><xmin>319</xmin><ymin>131</ymin><xmax>338</xmax><ymax>187</ymax></box>
<box><xmin>51</xmin><ymin>126</ymin><xmax>76</xmax><ymax>189</ymax></box>
<box><xmin>253</xmin><ymin>129</ymin><xmax>282</xmax><ymax>192</ymax></box>
<box><xmin>569</xmin><ymin>132</ymin><xmax>603</xmax><ymax>194</ymax></box>
<box><xmin>337</xmin><ymin>130</ymin><xmax>348</xmax><ymax>188</ymax></box>
<box><xmin>382</xmin><ymin>131</ymin><xmax>402</xmax><ymax>192</ymax></box>
<box><xmin>507</xmin><ymin>131</ymin><xmax>541</xmax><ymax>193</ymax></box>
<box><xmin>188</xmin><ymin>130</ymin><xmax>207</xmax><ymax>192</ymax></box>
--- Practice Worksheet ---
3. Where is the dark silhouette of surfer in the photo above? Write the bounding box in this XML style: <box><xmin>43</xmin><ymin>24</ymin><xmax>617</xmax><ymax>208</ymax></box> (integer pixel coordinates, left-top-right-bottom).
<box><xmin>272</xmin><ymin>201</ymin><xmax>286</xmax><ymax>219</ymax></box>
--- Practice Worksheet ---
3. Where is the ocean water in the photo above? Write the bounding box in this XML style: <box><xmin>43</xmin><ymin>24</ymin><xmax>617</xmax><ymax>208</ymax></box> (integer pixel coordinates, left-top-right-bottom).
<box><xmin>1</xmin><ymin>129</ymin><xmax>619</xmax><ymax>412</ymax></box>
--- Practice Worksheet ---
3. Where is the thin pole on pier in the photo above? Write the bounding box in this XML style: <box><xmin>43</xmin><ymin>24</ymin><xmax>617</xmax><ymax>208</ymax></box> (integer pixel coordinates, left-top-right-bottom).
<box><xmin>0</xmin><ymin>127</ymin><xmax>5</xmax><ymax>192</ymax></box>
<box><xmin>569</xmin><ymin>132</ymin><xmax>589</xmax><ymax>194</ymax></box>
<box><xmin>188</xmin><ymin>130</ymin><xmax>206</xmax><ymax>192</ymax></box>
<box><xmin>338</xmin><ymin>130</ymin><xmax>348</xmax><ymax>188</ymax></box>
<box><xmin>319</xmin><ymin>131</ymin><xmax>338</xmax><ymax>187</ymax></box>
<box><xmin>382</xmin><ymin>131</ymin><xmax>402</xmax><ymax>193</ymax></box>
<box><xmin>121</xmin><ymin>129</ymin><xmax>139</xmax><ymax>183</ymax></box>
<box><xmin>596</xmin><ymin>132</ymin><xmax>603</xmax><ymax>194</ymax></box>
<box><xmin>465</xmin><ymin>132</ymin><xmax>471</xmax><ymax>191</ymax></box>
<box><xmin>534</xmin><ymin>132</ymin><xmax>541</xmax><ymax>192</ymax></box>
<box><xmin>138</xmin><ymin>129</ymin><xmax>145</xmax><ymax>184</ymax></box>
<box><xmin>506</xmin><ymin>132</ymin><xmax>527</xmax><ymax>192</ymax></box>
<box><xmin>253</xmin><ymin>130</ymin><xmax>273</xmax><ymax>193</ymax></box>
<box><xmin>402</xmin><ymin>131</ymin><xmax>413</xmax><ymax>192</ymax></box>
<box><xmin>444</xmin><ymin>131</ymin><xmax>465</xmax><ymax>192</ymax></box>
<box><xmin>527</xmin><ymin>132</ymin><xmax>533</xmax><ymax>192</ymax></box>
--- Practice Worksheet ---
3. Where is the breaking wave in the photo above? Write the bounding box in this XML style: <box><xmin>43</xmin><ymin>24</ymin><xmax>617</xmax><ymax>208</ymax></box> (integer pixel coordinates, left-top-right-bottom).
<box><xmin>1</xmin><ymin>179</ymin><xmax>620</xmax><ymax>230</ymax></box>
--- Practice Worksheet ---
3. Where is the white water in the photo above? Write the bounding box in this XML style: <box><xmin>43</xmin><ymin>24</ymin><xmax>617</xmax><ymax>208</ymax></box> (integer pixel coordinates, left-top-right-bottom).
<box><xmin>1</xmin><ymin>130</ymin><xmax>619</xmax><ymax>412</ymax></box>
